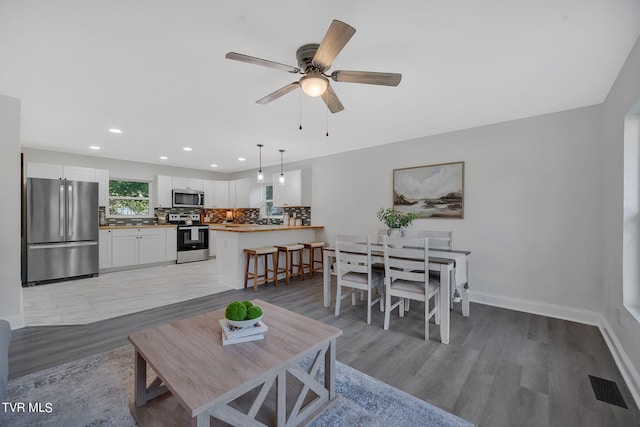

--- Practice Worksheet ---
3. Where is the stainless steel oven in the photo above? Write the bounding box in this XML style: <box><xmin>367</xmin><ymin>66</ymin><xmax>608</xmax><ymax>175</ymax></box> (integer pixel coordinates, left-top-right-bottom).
<box><xmin>169</xmin><ymin>214</ymin><xmax>209</xmax><ymax>263</ymax></box>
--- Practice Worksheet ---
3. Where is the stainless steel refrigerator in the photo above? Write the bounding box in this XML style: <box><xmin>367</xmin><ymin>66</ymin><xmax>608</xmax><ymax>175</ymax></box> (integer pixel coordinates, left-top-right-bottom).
<box><xmin>25</xmin><ymin>178</ymin><xmax>99</xmax><ymax>285</ymax></box>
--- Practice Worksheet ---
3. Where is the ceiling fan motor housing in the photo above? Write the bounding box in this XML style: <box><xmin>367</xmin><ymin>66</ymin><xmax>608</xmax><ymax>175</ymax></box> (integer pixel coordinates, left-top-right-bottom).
<box><xmin>296</xmin><ymin>44</ymin><xmax>323</xmax><ymax>72</ymax></box>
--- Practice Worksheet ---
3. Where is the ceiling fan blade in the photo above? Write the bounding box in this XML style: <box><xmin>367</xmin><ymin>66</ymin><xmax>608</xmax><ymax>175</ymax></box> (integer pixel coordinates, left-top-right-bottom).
<box><xmin>256</xmin><ymin>82</ymin><xmax>300</xmax><ymax>105</ymax></box>
<box><xmin>312</xmin><ymin>20</ymin><xmax>356</xmax><ymax>70</ymax></box>
<box><xmin>225</xmin><ymin>52</ymin><xmax>301</xmax><ymax>74</ymax></box>
<box><xmin>321</xmin><ymin>85</ymin><xmax>344</xmax><ymax>113</ymax></box>
<box><xmin>331</xmin><ymin>70</ymin><xmax>402</xmax><ymax>86</ymax></box>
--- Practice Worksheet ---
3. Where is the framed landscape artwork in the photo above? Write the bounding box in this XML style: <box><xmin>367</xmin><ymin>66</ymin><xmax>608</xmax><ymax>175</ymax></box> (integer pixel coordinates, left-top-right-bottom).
<box><xmin>393</xmin><ymin>161</ymin><xmax>464</xmax><ymax>218</ymax></box>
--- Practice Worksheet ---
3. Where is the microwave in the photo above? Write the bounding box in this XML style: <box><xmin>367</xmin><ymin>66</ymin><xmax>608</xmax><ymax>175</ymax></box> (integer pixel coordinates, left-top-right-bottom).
<box><xmin>172</xmin><ymin>189</ymin><xmax>204</xmax><ymax>208</ymax></box>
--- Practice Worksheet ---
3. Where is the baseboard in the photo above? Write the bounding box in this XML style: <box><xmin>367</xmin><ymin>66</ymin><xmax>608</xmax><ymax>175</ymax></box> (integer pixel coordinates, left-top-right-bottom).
<box><xmin>469</xmin><ymin>291</ymin><xmax>602</xmax><ymax>325</ymax></box>
<box><xmin>2</xmin><ymin>313</ymin><xmax>25</xmax><ymax>330</ymax></box>
<box><xmin>598</xmin><ymin>316</ymin><xmax>640</xmax><ymax>409</ymax></box>
<box><xmin>468</xmin><ymin>291</ymin><xmax>640</xmax><ymax>409</ymax></box>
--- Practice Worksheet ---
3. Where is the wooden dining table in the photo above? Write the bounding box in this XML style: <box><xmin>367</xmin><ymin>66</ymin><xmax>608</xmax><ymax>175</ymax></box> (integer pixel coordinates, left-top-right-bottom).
<box><xmin>322</xmin><ymin>246</ymin><xmax>470</xmax><ymax>345</ymax></box>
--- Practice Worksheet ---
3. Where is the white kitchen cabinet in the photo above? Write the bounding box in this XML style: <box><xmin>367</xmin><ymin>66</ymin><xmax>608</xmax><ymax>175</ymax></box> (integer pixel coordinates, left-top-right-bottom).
<box><xmin>99</xmin><ymin>229</ymin><xmax>112</xmax><ymax>269</ymax></box>
<box><xmin>111</xmin><ymin>229</ymin><xmax>140</xmax><ymax>267</ymax></box>
<box><xmin>137</xmin><ymin>228</ymin><xmax>167</xmax><ymax>264</ymax></box>
<box><xmin>233</xmin><ymin>178</ymin><xmax>250</xmax><ymax>208</ymax></box>
<box><xmin>228</xmin><ymin>180</ymin><xmax>236</xmax><ymax>208</ymax></box>
<box><xmin>166</xmin><ymin>228</ymin><xmax>177</xmax><ymax>261</ymax></box>
<box><xmin>26</xmin><ymin>162</ymin><xmax>104</xmax><ymax>182</ymax></box>
<box><xmin>26</xmin><ymin>162</ymin><xmax>63</xmax><ymax>180</ymax></box>
<box><xmin>249</xmin><ymin>181</ymin><xmax>263</xmax><ymax>209</ymax></box>
<box><xmin>213</xmin><ymin>180</ymin><xmax>229</xmax><ymax>207</ymax></box>
<box><xmin>111</xmin><ymin>227</ymin><xmax>168</xmax><ymax>267</ymax></box>
<box><xmin>209</xmin><ymin>230</ymin><xmax>217</xmax><ymax>256</ymax></box>
<box><xmin>94</xmin><ymin>169</ymin><xmax>109</xmax><ymax>206</ymax></box>
<box><xmin>172</xmin><ymin>177</ymin><xmax>204</xmax><ymax>191</ymax></box>
<box><xmin>203</xmin><ymin>180</ymin><xmax>215</xmax><ymax>208</ymax></box>
<box><xmin>155</xmin><ymin>175</ymin><xmax>172</xmax><ymax>207</ymax></box>
<box><xmin>272</xmin><ymin>169</ymin><xmax>311</xmax><ymax>207</ymax></box>
<box><xmin>63</xmin><ymin>166</ymin><xmax>95</xmax><ymax>182</ymax></box>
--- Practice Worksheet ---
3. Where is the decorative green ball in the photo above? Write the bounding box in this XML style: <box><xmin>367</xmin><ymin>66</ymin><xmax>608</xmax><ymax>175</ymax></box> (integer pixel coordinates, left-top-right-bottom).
<box><xmin>225</xmin><ymin>301</ymin><xmax>247</xmax><ymax>321</ymax></box>
<box><xmin>246</xmin><ymin>305</ymin><xmax>263</xmax><ymax>320</ymax></box>
<box><xmin>242</xmin><ymin>301</ymin><xmax>253</xmax><ymax>310</ymax></box>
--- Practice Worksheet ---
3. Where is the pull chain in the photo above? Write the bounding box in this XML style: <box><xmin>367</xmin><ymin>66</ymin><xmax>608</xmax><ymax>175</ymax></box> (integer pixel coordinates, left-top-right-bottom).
<box><xmin>325</xmin><ymin>103</ymin><xmax>329</xmax><ymax>137</ymax></box>
<box><xmin>299</xmin><ymin>89</ymin><xmax>303</xmax><ymax>130</ymax></box>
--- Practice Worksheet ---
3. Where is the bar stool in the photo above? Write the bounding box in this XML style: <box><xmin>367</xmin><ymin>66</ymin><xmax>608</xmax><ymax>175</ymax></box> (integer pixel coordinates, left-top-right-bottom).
<box><xmin>243</xmin><ymin>246</ymin><xmax>278</xmax><ymax>292</ymax></box>
<box><xmin>275</xmin><ymin>244</ymin><xmax>305</xmax><ymax>285</ymax></box>
<box><xmin>299</xmin><ymin>241</ymin><xmax>326</xmax><ymax>279</ymax></box>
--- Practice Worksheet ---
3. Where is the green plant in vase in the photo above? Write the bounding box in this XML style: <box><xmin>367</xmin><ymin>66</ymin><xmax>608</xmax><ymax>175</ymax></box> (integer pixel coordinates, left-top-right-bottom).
<box><xmin>377</xmin><ymin>207</ymin><xmax>417</xmax><ymax>237</ymax></box>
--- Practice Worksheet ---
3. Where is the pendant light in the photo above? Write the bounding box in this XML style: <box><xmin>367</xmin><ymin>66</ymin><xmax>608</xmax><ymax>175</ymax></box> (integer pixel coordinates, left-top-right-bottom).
<box><xmin>256</xmin><ymin>144</ymin><xmax>264</xmax><ymax>183</ymax></box>
<box><xmin>278</xmin><ymin>149</ymin><xmax>286</xmax><ymax>185</ymax></box>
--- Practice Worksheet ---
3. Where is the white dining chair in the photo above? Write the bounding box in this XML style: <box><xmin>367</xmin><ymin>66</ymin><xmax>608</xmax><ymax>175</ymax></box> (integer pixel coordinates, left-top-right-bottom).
<box><xmin>383</xmin><ymin>236</ymin><xmax>440</xmax><ymax>341</ymax></box>
<box><xmin>417</xmin><ymin>230</ymin><xmax>453</xmax><ymax>250</ymax></box>
<box><xmin>417</xmin><ymin>230</ymin><xmax>462</xmax><ymax>307</ymax></box>
<box><xmin>335</xmin><ymin>234</ymin><xmax>384</xmax><ymax>324</ymax></box>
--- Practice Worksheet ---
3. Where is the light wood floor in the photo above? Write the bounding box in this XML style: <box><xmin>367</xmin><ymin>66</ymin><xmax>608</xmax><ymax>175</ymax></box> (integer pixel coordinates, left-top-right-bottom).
<box><xmin>9</xmin><ymin>275</ymin><xmax>640</xmax><ymax>426</ymax></box>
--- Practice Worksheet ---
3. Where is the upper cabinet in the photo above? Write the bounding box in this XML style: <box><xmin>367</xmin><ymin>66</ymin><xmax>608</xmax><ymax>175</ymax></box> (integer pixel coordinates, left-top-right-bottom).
<box><xmin>272</xmin><ymin>169</ymin><xmax>311</xmax><ymax>207</ymax></box>
<box><xmin>26</xmin><ymin>162</ymin><xmax>63</xmax><ymax>180</ymax></box>
<box><xmin>233</xmin><ymin>178</ymin><xmax>250</xmax><ymax>208</ymax></box>
<box><xmin>171</xmin><ymin>177</ymin><xmax>203</xmax><ymax>191</ymax></box>
<box><xmin>213</xmin><ymin>180</ymin><xmax>229</xmax><ymax>208</ymax></box>
<box><xmin>203</xmin><ymin>180</ymin><xmax>215</xmax><ymax>208</ymax></box>
<box><xmin>155</xmin><ymin>175</ymin><xmax>172</xmax><ymax>207</ymax></box>
<box><xmin>26</xmin><ymin>162</ymin><xmax>109</xmax><ymax>206</ymax></box>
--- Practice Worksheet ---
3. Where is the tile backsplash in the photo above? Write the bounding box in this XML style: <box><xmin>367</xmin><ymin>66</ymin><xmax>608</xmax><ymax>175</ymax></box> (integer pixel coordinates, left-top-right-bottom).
<box><xmin>100</xmin><ymin>206</ymin><xmax>311</xmax><ymax>226</ymax></box>
<box><xmin>203</xmin><ymin>207</ymin><xmax>311</xmax><ymax>226</ymax></box>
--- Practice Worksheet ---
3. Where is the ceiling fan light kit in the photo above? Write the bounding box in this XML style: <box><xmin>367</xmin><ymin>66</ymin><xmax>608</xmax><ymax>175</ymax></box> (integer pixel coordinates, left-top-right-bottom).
<box><xmin>300</xmin><ymin>72</ymin><xmax>329</xmax><ymax>97</ymax></box>
<box><xmin>226</xmin><ymin>19</ymin><xmax>401</xmax><ymax>115</ymax></box>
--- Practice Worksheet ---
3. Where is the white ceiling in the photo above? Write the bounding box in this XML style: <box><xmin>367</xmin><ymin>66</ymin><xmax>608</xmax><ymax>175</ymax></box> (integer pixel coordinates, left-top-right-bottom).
<box><xmin>1</xmin><ymin>1</ymin><xmax>639</xmax><ymax>173</ymax></box>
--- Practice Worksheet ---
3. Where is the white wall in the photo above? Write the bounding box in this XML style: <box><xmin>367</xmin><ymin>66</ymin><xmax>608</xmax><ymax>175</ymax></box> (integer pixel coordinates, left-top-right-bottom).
<box><xmin>312</xmin><ymin>105</ymin><xmax>604</xmax><ymax>316</ymax></box>
<box><xmin>602</xmin><ymin>35</ymin><xmax>640</xmax><ymax>398</ymax></box>
<box><xmin>0</xmin><ymin>94</ymin><xmax>24</xmax><ymax>328</ymax></box>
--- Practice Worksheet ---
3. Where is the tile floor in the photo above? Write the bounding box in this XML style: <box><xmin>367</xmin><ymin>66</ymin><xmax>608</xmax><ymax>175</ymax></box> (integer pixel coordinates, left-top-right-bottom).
<box><xmin>22</xmin><ymin>259</ymin><xmax>232</xmax><ymax>326</ymax></box>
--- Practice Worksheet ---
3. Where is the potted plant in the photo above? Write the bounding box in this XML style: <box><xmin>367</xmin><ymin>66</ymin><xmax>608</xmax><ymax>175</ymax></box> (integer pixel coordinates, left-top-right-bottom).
<box><xmin>377</xmin><ymin>207</ymin><xmax>417</xmax><ymax>237</ymax></box>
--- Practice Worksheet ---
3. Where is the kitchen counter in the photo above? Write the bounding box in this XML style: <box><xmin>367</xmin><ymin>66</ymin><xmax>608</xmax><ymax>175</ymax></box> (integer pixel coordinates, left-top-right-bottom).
<box><xmin>209</xmin><ymin>224</ymin><xmax>323</xmax><ymax>233</ymax></box>
<box><xmin>212</xmin><ymin>225</ymin><xmax>324</xmax><ymax>289</ymax></box>
<box><xmin>99</xmin><ymin>224</ymin><xmax>177</xmax><ymax>230</ymax></box>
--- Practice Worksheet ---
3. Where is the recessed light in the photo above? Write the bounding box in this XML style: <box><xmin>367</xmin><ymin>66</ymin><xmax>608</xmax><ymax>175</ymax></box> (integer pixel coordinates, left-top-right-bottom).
<box><xmin>160</xmin><ymin>156</ymin><xmax>168</xmax><ymax>160</ymax></box>
<box><xmin>183</xmin><ymin>147</ymin><xmax>192</xmax><ymax>151</ymax></box>
<box><xmin>89</xmin><ymin>146</ymin><xmax>101</xmax><ymax>150</ymax></box>
<box><xmin>238</xmin><ymin>157</ymin><xmax>246</xmax><ymax>161</ymax></box>
<box><xmin>108</xmin><ymin>128</ymin><xmax>122</xmax><ymax>134</ymax></box>
<box><xmin>210</xmin><ymin>164</ymin><xmax>218</xmax><ymax>168</ymax></box>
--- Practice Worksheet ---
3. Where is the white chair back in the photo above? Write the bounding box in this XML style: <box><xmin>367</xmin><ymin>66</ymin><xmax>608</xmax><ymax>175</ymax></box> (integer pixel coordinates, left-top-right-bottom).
<box><xmin>335</xmin><ymin>234</ymin><xmax>372</xmax><ymax>281</ymax></box>
<box><xmin>417</xmin><ymin>230</ymin><xmax>453</xmax><ymax>250</ymax></box>
<box><xmin>383</xmin><ymin>236</ymin><xmax>429</xmax><ymax>284</ymax></box>
<box><xmin>334</xmin><ymin>234</ymin><xmax>383</xmax><ymax>324</ymax></box>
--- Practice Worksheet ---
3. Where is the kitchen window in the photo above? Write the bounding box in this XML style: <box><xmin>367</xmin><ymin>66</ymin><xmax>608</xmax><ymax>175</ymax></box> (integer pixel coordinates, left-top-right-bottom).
<box><xmin>108</xmin><ymin>179</ymin><xmax>152</xmax><ymax>217</ymax></box>
<box><xmin>264</xmin><ymin>184</ymin><xmax>283</xmax><ymax>218</ymax></box>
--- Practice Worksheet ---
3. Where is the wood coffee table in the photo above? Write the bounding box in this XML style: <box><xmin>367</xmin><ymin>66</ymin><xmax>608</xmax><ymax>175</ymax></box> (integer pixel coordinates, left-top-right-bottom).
<box><xmin>128</xmin><ymin>299</ymin><xmax>342</xmax><ymax>427</ymax></box>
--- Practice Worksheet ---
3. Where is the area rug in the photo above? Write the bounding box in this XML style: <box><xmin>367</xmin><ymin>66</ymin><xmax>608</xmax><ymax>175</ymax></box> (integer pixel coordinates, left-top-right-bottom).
<box><xmin>2</xmin><ymin>346</ymin><xmax>472</xmax><ymax>427</ymax></box>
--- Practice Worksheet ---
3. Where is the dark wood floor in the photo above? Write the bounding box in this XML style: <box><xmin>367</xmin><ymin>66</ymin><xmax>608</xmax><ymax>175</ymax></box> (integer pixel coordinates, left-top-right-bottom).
<box><xmin>8</xmin><ymin>275</ymin><xmax>640</xmax><ymax>426</ymax></box>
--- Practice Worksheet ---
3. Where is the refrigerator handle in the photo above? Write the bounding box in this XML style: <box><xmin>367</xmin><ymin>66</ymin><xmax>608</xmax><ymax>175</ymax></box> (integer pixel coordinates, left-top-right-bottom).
<box><xmin>67</xmin><ymin>183</ymin><xmax>73</xmax><ymax>238</ymax></box>
<box><xmin>59</xmin><ymin>183</ymin><xmax>65</xmax><ymax>238</ymax></box>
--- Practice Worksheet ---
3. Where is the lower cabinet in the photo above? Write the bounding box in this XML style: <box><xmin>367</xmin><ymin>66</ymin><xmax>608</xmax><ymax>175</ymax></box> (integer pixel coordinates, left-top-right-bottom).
<box><xmin>99</xmin><ymin>229</ymin><xmax>112</xmax><ymax>269</ymax></box>
<box><xmin>166</xmin><ymin>228</ymin><xmax>177</xmax><ymax>261</ymax></box>
<box><xmin>209</xmin><ymin>230</ymin><xmax>217</xmax><ymax>256</ymax></box>
<box><xmin>109</xmin><ymin>228</ymin><xmax>169</xmax><ymax>268</ymax></box>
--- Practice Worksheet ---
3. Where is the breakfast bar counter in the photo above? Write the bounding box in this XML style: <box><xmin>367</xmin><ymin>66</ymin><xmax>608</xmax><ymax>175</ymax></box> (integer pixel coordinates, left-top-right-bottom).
<box><xmin>212</xmin><ymin>224</ymin><xmax>324</xmax><ymax>289</ymax></box>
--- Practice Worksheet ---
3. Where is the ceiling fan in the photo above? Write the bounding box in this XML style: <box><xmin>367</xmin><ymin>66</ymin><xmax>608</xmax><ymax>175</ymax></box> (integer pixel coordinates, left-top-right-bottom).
<box><xmin>225</xmin><ymin>20</ymin><xmax>402</xmax><ymax>113</ymax></box>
